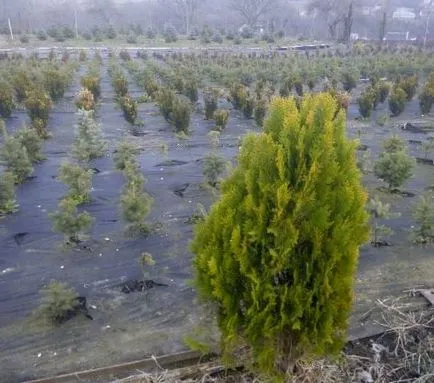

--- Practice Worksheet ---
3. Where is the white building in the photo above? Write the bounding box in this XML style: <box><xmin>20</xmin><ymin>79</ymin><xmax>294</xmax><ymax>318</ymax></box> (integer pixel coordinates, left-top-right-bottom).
<box><xmin>392</xmin><ymin>7</ymin><xmax>417</xmax><ymax>20</ymax></box>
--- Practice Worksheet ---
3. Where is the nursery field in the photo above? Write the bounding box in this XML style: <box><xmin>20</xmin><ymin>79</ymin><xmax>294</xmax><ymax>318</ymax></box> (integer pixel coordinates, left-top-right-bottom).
<box><xmin>0</xmin><ymin>45</ymin><xmax>434</xmax><ymax>382</ymax></box>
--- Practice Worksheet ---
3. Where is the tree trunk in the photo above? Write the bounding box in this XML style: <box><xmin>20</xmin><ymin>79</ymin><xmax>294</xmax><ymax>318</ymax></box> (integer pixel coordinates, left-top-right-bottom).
<box><xmin>379</xmin><ymin>11</ymin><xmax>387</xmax><ymax>43</ymax></box>
<box><xmin>341</xmin><ymin>1</ymin><xmax>353</xmax><ymax>45</ymax></box>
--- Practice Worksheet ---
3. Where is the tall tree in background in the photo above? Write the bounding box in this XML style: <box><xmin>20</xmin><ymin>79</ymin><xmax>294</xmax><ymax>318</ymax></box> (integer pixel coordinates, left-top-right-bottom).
<box><xmin>379</xmin><ymin>0</ymin><xmax>388</xmax><ymax>43</ymax></box>
<box><xmin>160</xmin><ymin>0</ymin><xmax>202</xmax><ymax>35</ymax></box>
<box><xmin>192</xmin><ymin>94</ymin><xmax>369</xmax><ymax>375</ymax></box>
<box><xmin>230</xmin><ymin>0</ymin><xmax>276</xmax><ymax>27</ymax></box>
<box><xmin>308</xmin><ymin>0</ymin><xmax>355</xmax><ymax>43</ymax></box>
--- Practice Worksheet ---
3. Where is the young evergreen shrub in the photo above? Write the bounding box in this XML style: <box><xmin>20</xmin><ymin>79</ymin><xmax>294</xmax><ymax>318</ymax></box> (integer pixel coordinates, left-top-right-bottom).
<box><xmin>106</xmin><ymin>25</ymin><xmax>117</xmax><ymax>39</ymax></box>
<box><xmin>114</xmin><ymin>141</ymin><xmax>140</xmax><ymax>171</ymax></box>
<box><xmin>293</xmin><ymin>79</ymin><xmax>304</xmax><ymax>97</ymax></box>
<box><xmin>367</xmin><ymin>196</ymin><xmax>399</xmax><ymax>246</ymax></box>
<box><xmin>0</xmin><ymin>172</ymin><xmax>18</xmax><ymax>215</ymax></box>
<box><xmin>15</xmin><ymin>127</ymin><xmax>45</xmax><ymax>163</ymax></box>
<box><xmin>119</xmin><ymin>50</ymin><xmax>131</xmax><ymax>61</ymax></box>
<box><xmin>37</xmin><ymin>30</ymin><xmax>47</xmax><ymax>41</ymax></box>
<box><xmin>12</xmin><ymin>70</ymin><xmax>33</xmax><ymax>103</ymax></box>
<box><xmin>50</xmin><ymin>198</ymin><xmax>93</xmax><ymax>244</ymax></box>
<box><xmin>241</xmin><ymin>95</ymin><xmax>255</xmax><ymax>119</ymax></box>
<box><xmin>204</xmin><ymin>89</ymin><xmax>219</xmax><ymax>119</ymax></box>
<box><xmin>419</xmin><ymin>87</ymin><xmax>433</xmax><ymax>115</ymax></box>
<box><xmin>203</xmin><ymin>154</ymin><xmax>226</xmax><ymax>187</ymax></box>
<box><xmin>191</xmin><ymin>94</ymin><xmax>369</xmax><ymax>375</ymax></box>
<box><xmin>113</xmin><ymin>74</ymin><xmax>129</xmax><ymax>98</ymax></box>
<box><xmin>79</xmin><ymin>50</ymin><xmax>87</xmax><ymax>62</ymax></box>
<box><xmin>184</xmin><ymin>79</ymin><xmax>199</xmax><ymax>103</ymax></box>
<box><xmin>0</xmin><ymin>123</ymin><xmax>33</xmax><ymax>183</ymax></box>
<box><xmin>19</xmin><ymin>35</ymin><xmax>29</xmax><ymax>43</ymax></box>
<box><xmin>388</xmin><ymin>87</ymin><xmax>407</xmax><ymax>117</ymax></box>
<box><xmin>341</xmin><ymin>71</ymin><xmax>358</xmax><ymax>92</ymax></box>
<box><xmin>38</xmin><ymin>281</ymin><xmax>79</xmax><ymax>325</ymax></box>
<box><xmin>254</xmin><ymin>98</ymin><xmax>267</xmax><ymax>127</ymax></box>
<box><xmin>229</xmin><ymin>83</ymin><xmax>247</xmax><ymax>109</ymax></box>
<box><xmin>397</xmin><ymin>75</ymin><xmax>418</xmax><ymax>101</ymax></box>
<box><xmin>412</xmin><ymin>194</ymin><xmax>434</xmax><ymax>244</ymax></box>
<box><xmin>358</xmin><ymin>89</ymin><xmax>374</xmax><ymax>118</ymax></box>
<box><xmin>58</xmin><ymin>163</ymin><xmax>93</xmax><ymax>205</ymax></box>
<box><xmin>43</xmin><ymin>68</ymin><xmax>68</xmax><ymax>102</ymax></box>
<box><xmin>419</xmin><ymin>75</ymin><xmax>434</xmax><ymax>115</ymax></box>
<box><xmin>81</xmin><ymin>75</ymin><xmax>101</xmax><ymax>100</ymax></box>
<box><xmin>164</xmin><ymin>25</ymin><xmax>178</xmax><ymax>43</ymax></box>
<box><xmin>279</xmin><ymin>76</ymin><xmax>293</xmax><ymax>97</ymax></box>
<box><xmin>374</xmin><ymin>136</ymin><xmax>414</xmax><ymax>190</ymax></box>
<box><xmin>157</xmin><ymin>88</ymin><xmax>176</xmax><ymax>121</ymax></box>
<box><xmin>172</xmin><ymin>98</ymin><xmax>191</xmax><ymax>134</ymax></box>
<box><xmin>75</xmin><ymin>88</ymin><xmax>95</xmax><ymax>111</ymax></box>
<box><xmin>377</xmin><ymin>80</ymin><xmax>392</xmax><ymax>103</ymax></box>
<box><xmin>72</xmin><ymin>109</ymin><xmax>106</xmax><ymax>162</ymax></box>
<box><xmin>213</xmin><ymin>109</ymin><xmax>229</xmax><ymax>131</ymax></box>
<box><xmin>146</xmin><ymin>27</ymin><xmax>156</xmax><ymax>39</ymax></box>
<box><xmin>126</xmin><ymin>34</ymin><xmax>138</xmax><ymax>44</ymax></box>
<box><xmin>120</xmin><ymin>95</ymin><xmax>138</xmax><ymax>124</ymax></box>
<box><xmin>24</xmin><ymin>89</ymin><xmax>52</xmax><ymax>137</ymax></box>
<box><xmin>120</xmin><ymin>163</ymin><xmax>153</xmax><ymax>236</ymax></box>
<box><xmin>0</xmin><ymin>82</ymin><xmax>15</xmax><ymax>118</ymax></box>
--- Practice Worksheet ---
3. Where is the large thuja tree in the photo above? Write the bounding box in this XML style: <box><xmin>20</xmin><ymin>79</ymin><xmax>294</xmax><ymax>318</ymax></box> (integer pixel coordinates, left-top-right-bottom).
<box><xmin>191</xmin><ymin>94</ymin><xmax>369</xmax><ymax>375</ymax></box>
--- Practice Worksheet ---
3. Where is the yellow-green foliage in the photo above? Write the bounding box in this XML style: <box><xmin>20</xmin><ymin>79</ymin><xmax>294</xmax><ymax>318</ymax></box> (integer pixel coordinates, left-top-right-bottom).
<box><xmin>0</xmin><ymin>82</ymin><xmax>15</xmax><ymax>118</ymax></box>
<box><xmin>24</xmin><ymin>88</ymin><xmax>52</xmax><ymax>137</ymax></box>
<box><xmin>191</xmin><ymin>94</ymin><xmax>369</xmax><ymax>376</ymax></box>
<box><xmin>81</xmin><ymin>75</ymin><xmax>101</xmax><ymax>100</ymax></box>
<box><xmin>75</xmin><ymin>88</ymin><xmax>95</xmax><ymax>111</ymax></box>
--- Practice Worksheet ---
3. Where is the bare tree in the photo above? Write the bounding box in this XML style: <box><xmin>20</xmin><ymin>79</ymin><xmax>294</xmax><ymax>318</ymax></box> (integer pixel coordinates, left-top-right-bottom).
<box><xmin>230</xmin><ymin>0</ymin><xmax>276</xmax><ymax>27</ymax></box>
<box><xmin>158</xmin><ymin>0</ymin><xmax>202</xmax><ymax>34</ymax></box>
<box><xmin>86</xmin><ymin>0</ymin><xmax>118</xmax><ymax>25</ymax></box>
<box><xmin>308</xmin><ymin>0</ymin><xmax>355</xmax><ymax>43</ymax></box>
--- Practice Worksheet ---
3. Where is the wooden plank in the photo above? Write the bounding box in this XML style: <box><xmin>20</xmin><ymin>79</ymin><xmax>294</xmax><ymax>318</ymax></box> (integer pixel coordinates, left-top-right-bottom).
<box><xmin>420</xmin><ymin>289</ymin><xmax>434</xmax><ymax>306</ymax></box>
<box><xmin>24</xmin><ymin>351</ymin><xmax>203</xmax><ymax>383</ymax></box>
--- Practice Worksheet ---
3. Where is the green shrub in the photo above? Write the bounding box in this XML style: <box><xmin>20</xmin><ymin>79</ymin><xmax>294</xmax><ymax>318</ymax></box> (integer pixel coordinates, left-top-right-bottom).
<box><xmin>397</xmin><ymin>75</ymin><xmax>418</xmax><ymax>101</ymax></box>
<box><xmin>279</xmin><ymin>76</ymin><xmax>293</xmax><ymax>97</ymax></box>
<box><xmin>0</xmin><ymin>82</ymin><xmax>15</xmax><ymax>118</ymax></box>
<box><xmin>15</xmin><ymin>127</ymin><xmax>45</xmax><ymax>163</ymax></box>
<box><xmin>0</xmin><ymin>172</ymin><xmax>18</xmax><ymax>215</ymax></box>
<box><xmin>113</xmin><ymin>74</ymin><xmax>129</xmax><ymax>97</ymax></box>
<box><xmin>19</xmin><ymin>35</ymin><xmax>29</xmax><ymax>43</ymax></box>
<box><xmin>0</xmin><ymin>123</ymin><xmax>33</xmax><ymax>183</ymax></box>
<box><xmin>358</xmin><ymin>89</ymin><xmax>374</xmax><ymax>118</ymax></box>
<box><xmin>191</xmin><ymin>95</ymin><xmax>369</xmax><ymax>375</ymax></box>
<box><xmin>120</xmin><ymin>95</ymin><xmax>138</xmax><ymax>124</ymax></box>
<box><xmin>341</xmin><ymin>70</ymin><xmax>358</xmax><ymax>92</ymax></box>
<box><xmin>121</xmin><ymin>162</ymin><xmax>153</xmax><ymax>236</ymax></box>
<box><xmin>43</xmin><ymin>68</ymin><xmax>69</xmax><ymax>102</ymax></box>
<box><xmin>157</xmin><ymin>88</ymin><xmax>176</xmax><ymax>121</ymax></box>
<box><xmin>106</xmin><ymin>25</ymin><xmax>117</xmax><ymax>39</ymax></box>
<box><xmin>62</xmin><ymin>26</ymin><xmax>75</xmax><ymax>39</ymax></box>
<box><xmin>412</xmin><ymin>194</ymin><xmax>434</xmax><ymax>244</ymax></box>
<box><xmin>254</xmin><ymin>99</ymin><xmax>267</xmax><ymax>127</ymax></box>
<box><xmin>75</xmin><ymin>88</ymin><xmax>95</xmax><ymax>111</ymax></box>
<box><xmin>229</xmin><ymin>83</ymin><xmax>247</xmax><ymax>109</ymax></box>
<box><xmin>377</xmin><ymin>80</ymin><xmax>392</xmax><ymax>103</ymax></box>
<box><xmin>388</xmin><ymin>87</ymin><xmax>407</xmax><ymax>116</ymax></box>
<box><xmin>24</xmin><ymin>89</ymin><xmax>52</xmax><ymax>137</ymax></box>
<box><xmin>12</xmin><ymin>70</ymin><xmax>33</xmax><ymax>103</ymax></box>
<box><xmin>146</xmin><ymin>27</ymin><xmax>156</xmax><ymax>39</ymax></box>
<box><xmin>204</xmin><ymin>89</ymin><xmax>219</xmax><ymax>119</ymax></box>
<box><xmin>241</xmin><ymin>96</ymin><xmax>255</xmax><ymax>119</ymax></box>
<box><xmin>58</xmin><ymin>163</ymin><xmax>93</xmax><ymax>204</ymax></box>
<box><xmin>114</xmin><ymin>141</ymin><xmax>140</xmax><ymax>171</ymax></box>
<box><xmin>79</xmin><ymin>50</ymin><xmax>87</xmax><ymax>62</ymax></box>
<box><xmin>172</xmin><ymin>98</ymin><xmax>191</xmax><ymax>134</ymax></box>
<box><xmin>203</xmin><ymin>154</ymin><xmax>226</xmax><ymax>187</ymax></box>
<box><xmin>214</xmin><ymin>109</ymin><xmax>229</xmax><ymax>131</ymax></box>
<box><xmin>81</xmin><ymin>75</ymin><xmax>101</xmax><ymax>100</ymax></box>
<box><xmin>419</xmin><ymin>87</ymin><xmax>433</xmax><ymax>115</ymax></box>
<box><xmin>294</xmin><ymin>79</ymin><xmax>304</xmax><ymax>97</ymax></box>
<box><xmin>376</xmin><ymin>113</ymin><xmax>390</xmax><ymax>127</ymax></box>
<box><xmin>119</xmin><ymin>50</ymin><xmax>131</xmax><ymax>61</ymax></box>
<box><xmin>126</xmin><ymin>34</ymin><xmax>137</xmax><ymax>44</ymax></box>
<box><xmin>164</xmin><ymin>25</ymin><xmax>178</xmax><ymax>43</ymax></box>
<box><xmin>38</xmin><ymin>281</ymin><xmax>79</xmax><ymax>325</ymax></box>
<box><xmin>184</xmin><ymin>79</ymin><xmax>199</xmax><ymax>103</ymax></box>
<box><xmin>50</xmin><ymin>198</ymin><xmax>93</xmax><ymax>244</ymax></box>
<box><xmin>72</xmin><ymin>109</ymin><xmax>106</xmax><ymax>162</ymax></box>
<box><xmin>37</xmin><ymin>30</ymin><xmax>47</xmax><ymax>41</ymax></box>
<box><xmin>374</xmin><ymin>136</ymin><xmax>414</xmax><ymax>190</ymax></box>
